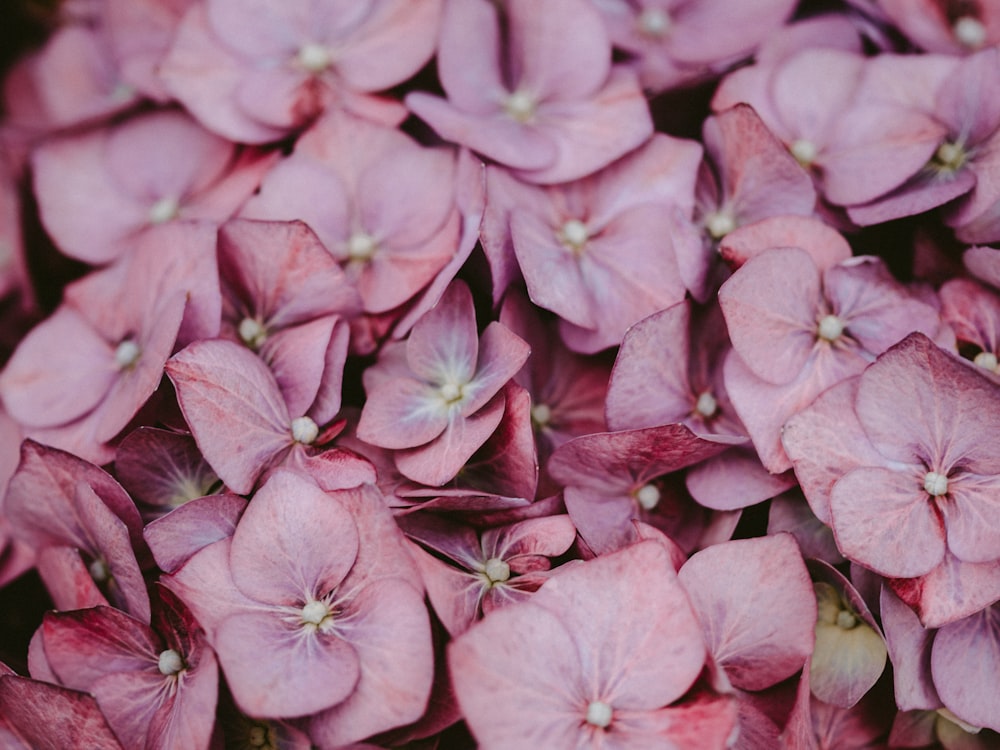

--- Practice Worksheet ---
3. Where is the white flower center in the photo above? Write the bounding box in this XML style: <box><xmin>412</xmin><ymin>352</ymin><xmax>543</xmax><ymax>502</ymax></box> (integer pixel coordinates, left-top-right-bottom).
<box><xmin>483</xmin><ymin>557</ymin><xmax>511</xmax><ymax>584</ymax></box>
<box><xmin>503</xmin><ymin>89</ymin><xmax>536</xmax><ymax>123</ymax></box>
<box><xmin>238</xmin><ymin>317</ymin><xmax>268</xmax><ymax>349</ymax></box>
<box><xmin>635</xmin><ymin>483</ymin><xmax>661</xmax><ymax>511</ymax></box>
<box><xmin>836</xmin><ymin>610</ymin><xmax>858</xmax><ymax>630</ymax></box>
<box><xmin>531</xmin><ymin>402</ymin><xmax>552</xmax><ymax>427</ymax></box>
<box><xmin>297</xmin><ymin>42</ymin><xmax>332</xmax><ymax>73</ymax></box>
<box><xmin>924</xmin><ymin>471</ymin><xmax>949</xmax><ymax>497</ymax></box>
<box><xmin>695</xmin><ymin>391</ymin><xmax>718</xmax><ymax>418</ymax></box>
<box><xmin>974</xmin><ymin>350</ymin><xmax>998</xmax><ymax>372</ymax></box>
<box><xmin>704</xmin><ymin>210</ymin><xmax>735</xmax><ymax>239</ymax></box>
<box><xmin>637</xmin><ymin>7</ymin><xmax>671</xmax><ymax>38</ymax></box>
<box><xmin>953</xmin><ymin>16</ymin><xmax>987</xmax><ymax>49</ymax></box>
<box><xmin>586</xmin><ymin>700</ymin><xmax>614</xmax><ymax>728</ymax></box>
<box><xmin>291</xmin><ymin>416</ymin><xmax>319</xmax><ymax>445</ymax></box>
<box><xmin>299</xmin><ymin>598</ymin><xmax>336</xmax><ymax>634</ymax></box>
<box><xmin>790</xmin><ymin>138</ymin><xmax>818</xmax><ymax>167</ymax></box>
<box><xmin>89</xmin><ymin>557</ymin><xmax>110</xmax><ymax>583</ymax></box>
<box><xmin>934</xmin><ymin>141</ymin><xmax>967</xmax><ymax>172</ymax></box>
<box><xmin>114</xmin><ymin>339</ymin><xmax>141</xmax><ymax>370</ymax></box>
<box><xmin>247</xmin><ymin>725</ymin><xmax>276</xmax><ymax>749</ymax></box>
<box><xmin>817</xmin><ymin>314</ymin><xmax>845</xmax><ymax>342</ymax></box>
<box><xmin>439</xmin><ymin>381</ymin><xmax>464</xmax><ymax>404</ymax></box>
<box><xmin>148</xmin><ymin>196</ymin><xmax>179</xmax><ymax>225</ymax></box>
<box><xmin>157</xmin><ymin>648</ymin><xmax>184</xmax><ymax>676</ymax></box>
<box><xmin>347</xmin><ymin>231</ymin><xmax>377</xmax><ymax>262</ymax></box>
<box><xmin>559</xmin><ymin>219</ymin><xmax>589</xmax><ymax>252</ymax></box>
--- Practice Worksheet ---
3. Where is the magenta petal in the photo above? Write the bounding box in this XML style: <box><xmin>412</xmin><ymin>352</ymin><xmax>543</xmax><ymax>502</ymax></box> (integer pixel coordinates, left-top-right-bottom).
<box><xmin>678</xmin><ymin>535</ymin><xmax>815</xmax><ymax>692</ymax></box>
<box><xmin>41</xmin><ymin>607</ymin><xmax>156</xmax><ymax>691</ymax></box>
<box><xmin>0</xmin><ymin>676</ymin><xmax>124</xmax><ymax>749</ymax></box>
<box><xmin>216</xmin><ymin>611</ymin><xmax>360</xmax><ymax>719</ymax></box>
<box><xmin>229</xmin><ymin>470</ymin><xmax>359</xmax><ymax>604</ymax></box>
<box><xmin>831</xmin><ymin>467</ymin><xmax>946</xmax><ymax>578</ymax></box>
<box><xmin>143</xmin><ymin>494</ymin><xmax>248</xmax><ymax>574</ymax></box>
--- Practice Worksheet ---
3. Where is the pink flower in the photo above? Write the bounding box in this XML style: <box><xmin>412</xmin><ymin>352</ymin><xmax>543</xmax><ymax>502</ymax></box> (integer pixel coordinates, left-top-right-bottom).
<box><xmin>31</xmin><ymin>588</ymin><xmax>218</xmax><ymax>750</ymax></box>
<box><xmin>449</xmin><ymin>540</ymin><xmax>736</xmax><ymax>748</ymax></box>
<box><xmin>0</xmin><ymin>222</ymin><xmax>219</xmax><ymax>463</ymax></box>
<box><xmin>161</xmin><ymin>0</ymin><xmax>440</xmax><ymax>143</ymax></box>
<box><xmin>240</xmin><ymin>112</ymin><xmax>465</xmax><ymax>316</ymax></box>
<box><xmin>784</xmin><ymin>333</ymin><xmax>1000</xmax><ymax>581</ymax></box>
<box><xmin>165</xmin><ymin>470</ymin><xmax>434</xmax><ymax>745</ymax></box>
<box><xmin>31</xmin><ymin>110</ymin><xmax>275</xmax><ymax>265</ymax></box>
<box><xmin>406</xmin><ymin>0</ymin><xmax>653</xmax><ymax>184</ymax></box>
<box><xmin>356</xmin><ymin>280</ymin><xmax>530</xmax><ymax>486</ymax></box>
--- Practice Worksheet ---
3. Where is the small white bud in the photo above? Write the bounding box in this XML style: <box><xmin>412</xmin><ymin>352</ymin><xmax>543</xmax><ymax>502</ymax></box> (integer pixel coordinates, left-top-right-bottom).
<box><xmin>157</xmin><ymin>648</ymin><xmax>184</xmax><ymax>676</ymax></box>
<box><xmin>924</xmin><ymin>471</ymin><xmax>948</xmax><ymax>497</ymax></box>
<box><xmin>790</xmin><ymin>138</ymin><xmax>818</xmax><ymax>167</ymax></box>
<box><xmin>953</xmin><ymin>16</ymin><xmax>987</xmax><ymax>49</ymax></box>
<box><xmin>704</xmin><ymin>211</ymin><xmax>735</xmax><ymax>239</ymax></box>
<box><xmin>483</xmin><ymin>557</ymin><xmax>511</xmax><ymax>584</ymax></box>
<box><xmin>817</xmin><ymin>315</ymin><xmax>845</xmax><ymax>342</ymax></box>
<box><xmin>291</xmin><ymin>416</ymin><xmax>319</xmax><ymax>445</ymax></box>
<box><xmin>115</xmin><ymin>339</ymin><xmax>142</xmax><ymax>370</ymax></box>
<box><xmin>559</xmin><ymin>219</ymin><xmax>589</xmax><ymax>250</ymax></box>
<box><xmin>347</xmin><ymin>231</ymin><xmax>377</xmax><ymax>261</ymax></box>
<box><xmin>635</xmin><ymin>483</ymin><xmax>661</xmax><ymax>511</ymax></box>
<box><xmin>503</xmin><ymin>89</ymin><xmax>536</xmax><ymax>122</ymax></box>
<box><xmin>297</xmin><ymin>42</ymin><xmax>332</xmax><ymax>73</ymax></box>
<box><xmin>148</xmin><ymin>196</ymin><xmax>179</xmax><ymax>225</ymax></box>
<box><xmin>586</xmin><ymin>700</ymin><xmax>613</xmax><ymax>728</ymax></box>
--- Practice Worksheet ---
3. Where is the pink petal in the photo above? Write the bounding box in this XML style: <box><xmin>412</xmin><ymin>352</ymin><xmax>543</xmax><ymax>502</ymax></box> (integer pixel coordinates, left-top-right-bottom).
<box><xmin>719</xmin><ymin>216</ymin><xmax>852</xmax><ymax>272</ymax></box>
<box><xmin>143</xmin><ymin>494</ymin><xmax>247</xmax><ymax>574</ymax></box>
<box><xmin>215</xmin><ymin>610</ymin><xmax>360</xmax><ymax>718</ymax></box>
<box><xmin>830</xmin><ymin>467</ymin><xmax>946</xmax><ymax>578</ymax></box>
<box><xmin>406</xmin><ymin>280</ymin><xmax>480</xmax><ymax>385</ymax></box>
<box><xmin>228</xmin><ymin>469</ymin><xmax>359</xmax><ymax>604</ymax></box>
<box><xmin>0</xmin><ymin>676</ymin><xmax>124</xmax><ymax>749</ymax></box>
<box><xmin>166</xmin><ymin>339</ymin><xmax>294</xmax><ymax>495</ymax></box>
<box><xmin>932</xmin><ymin>608</ymin><xmax>1000</xmax><ymax>732</ymax></box>
<box><xmin>678</xmin><ymin>535</ymin><xmax>815</xmax><ymax>692</ymax></box>
<box><xmin>718</xmin><ymin>247</ymin><xmax>821</xmax><ymax>386</ymax></box>
<box><xmin>309</xmin><ymin>579</ymin><xmax>433</xmax><ymax>747</ymax></box>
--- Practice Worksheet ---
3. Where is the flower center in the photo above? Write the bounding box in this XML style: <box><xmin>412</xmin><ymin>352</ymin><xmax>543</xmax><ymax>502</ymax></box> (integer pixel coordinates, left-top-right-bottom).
<box><xmin>924</xmin><ymin>471</ymin><xmax>949</xmax><ymax>497</ymax></box>
<box><xmin>836</xmin><ymin>610</ymin><xmax>858</xmax><ymax>630</ymax></box>
<box><xmin>790</xmin><ymin>138</ymin><xmax>818</xmax><ymax>167</ymax></box>
<box><xmin>439</xmin><ymin>381</ymin><xmax>464</xmax><ymax>404</ymax></box>
<box><xmin>300</xmin><ymin>599</ymin><xmax>334</xmax><ymax>632</ymax></box>
<box><xmin>695</xmin><ymin>391</ymin><xmax>718</xmax><ymax>419</ymax></box>
<box><xmin>89</xmin><ymin>557</ymin><xmax>110</xmax><ymax>583</ymax></box>
<box><xmin>637</xmin><ymin>7</ymin><xmax>671</xmax><ymax>38</ymax></box>
<box><xmin>503</xmin><ymin>89</ymin><xmax>536</xmax><ymax>123</ymax></box>
<box><xmin>482</xmin><ymin>557</ymin><xmax>511</xmax><ymax>585</ymax></box>
<box><xmin>114</xmin><ymin>339</ymin><xmax>141</xmax><ymax>370</ymax></box>
<box><xmin>148</xmin><ymin>196</ymin><xmax>180</xmax><ymax>225</ymax></box>
<box><xmin>586</xmin><ymin>700</ymin><xmax>613</xmax><ymax>728</ymax></box>
<box><xmin>291</xmin><ymin>416</ymin><xmax>319</xmax><ymax>445</ymax></box>
<box><xmin>933</xmin><ymin>141</ymin><xmax>967</xmax><ymax>173</ymax></box>
<box><xmin>635</xmin><ymin>483</ymin><xmax>661</xmax><ymax>511</ymax></box>
<box><xmin>974</xmin><ymin>350</ymin><xmax>998</xmax><ymax>372</ymax></box>
<box><xmin>559</xmin><ymin>218</ymin><xmax>589</xmax><ymax>252</ymax></box>
<box><xmin>953</xmin><ymin>16</ymin><xmax>987</xmax><ymax>49</ymax></box>
<box><xmin>704</xmin><ymin>210</ymin><xmax>735</xmax><ymax>239</ymax></box>
<box><xmin>238</xmin><ymin>317</ymin><xmax>268</xmax><ymax>349</ymax></box>
<box><xmin>347</xmin><ymin>231</ymin><xmax>377</xmax><ymax>262</ymax></box>
<box><xmin>817</xmin><ymin>314</ymin><xmax>845</xmax><ymax>342</ymax></box>
<box><xmin>157</xmin><ymin>648</ymin><xmax>184</xmax><ymax>676</ymax></box>
<box><xmin>297</xmin><ymin>42</ymin><xmax>332</xmax><ymax>73</ymax></box>
<box><xmin>246</xmin><ymin>724</ymin><xmax>277</xmax><ymax>749</ymax></box>
<box><xmin>531</xmin><ymin>402</ymin><xmax>552</xmax><ymax>428</ymax></box>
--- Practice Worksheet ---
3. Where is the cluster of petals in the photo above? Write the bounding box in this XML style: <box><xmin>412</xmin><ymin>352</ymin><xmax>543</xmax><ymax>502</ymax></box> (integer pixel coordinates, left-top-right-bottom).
<box><xmin>7</xmin><ymin>0</ymin><xmax>1000</xmax><ymax>747</ymax></box>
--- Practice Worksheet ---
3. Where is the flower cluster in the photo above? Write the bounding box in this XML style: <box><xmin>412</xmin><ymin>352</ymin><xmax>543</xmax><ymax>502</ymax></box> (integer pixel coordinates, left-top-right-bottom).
<box><xmin>2</xmin><ymin>0</ymin><xmax>1000</xmax><ymax>748</ymax></box>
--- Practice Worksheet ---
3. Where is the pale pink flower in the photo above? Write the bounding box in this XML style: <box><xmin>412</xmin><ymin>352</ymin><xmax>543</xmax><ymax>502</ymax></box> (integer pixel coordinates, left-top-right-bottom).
<box><xmin>406</xmin><ymin>0</ymin><xmax>653</xmax><ymax>185</ymax></box>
